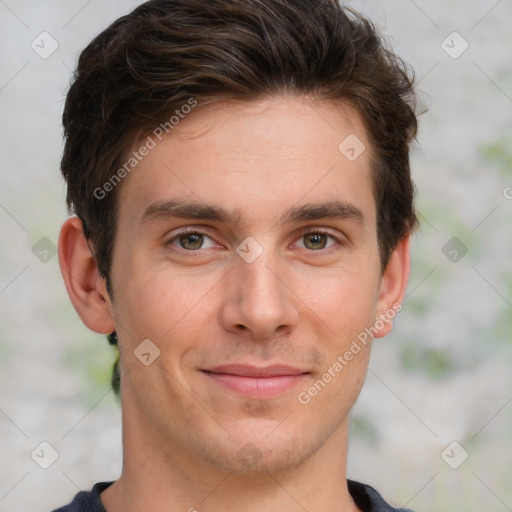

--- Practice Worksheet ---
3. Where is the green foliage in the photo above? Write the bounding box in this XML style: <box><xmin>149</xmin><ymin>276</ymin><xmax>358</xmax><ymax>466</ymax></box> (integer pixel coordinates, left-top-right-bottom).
<box><xmin>400</xmin><ymin>345</ymin><xmax>455</xmax><ymax>380</ymax></box>
<box><xmin>482</xmin><ymin>136</ymin><xmax>512</xmax><ymax>177</ymax></box>
<box><xmin>65</xmin><ymin>336</ymin><xmax>118</xmax><ymax>406</ymax></box>
<box><xmin>350</xmin><ymin>415</ymin><xmax>378</xmax><ymax>444</ymax></box>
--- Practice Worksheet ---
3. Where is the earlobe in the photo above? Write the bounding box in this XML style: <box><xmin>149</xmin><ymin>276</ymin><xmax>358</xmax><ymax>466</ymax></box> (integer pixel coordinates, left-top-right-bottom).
<box><xmin>58</xmin><ymin>216</ymin><xmax>116</xmax><ymax>334</ymax></box>
<box><xmin>373</xmin><ymin>235</ymin><xmax>411</xmax><ymax>339</ymax></box>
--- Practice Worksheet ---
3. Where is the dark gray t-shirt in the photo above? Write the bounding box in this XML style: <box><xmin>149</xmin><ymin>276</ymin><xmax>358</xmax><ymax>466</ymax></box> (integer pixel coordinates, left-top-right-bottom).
<box><xmin>51</xmin><ymin>480</ymin><xmax>414</xmax><ymax>511</ymax></box>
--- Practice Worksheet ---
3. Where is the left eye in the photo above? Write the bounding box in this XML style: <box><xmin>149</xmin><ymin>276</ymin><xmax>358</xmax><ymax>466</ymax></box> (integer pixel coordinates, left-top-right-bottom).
<box><xmin>296</xmin><ymin>231</ymin><xmax>338</xmax><ymax>250</ymax></box>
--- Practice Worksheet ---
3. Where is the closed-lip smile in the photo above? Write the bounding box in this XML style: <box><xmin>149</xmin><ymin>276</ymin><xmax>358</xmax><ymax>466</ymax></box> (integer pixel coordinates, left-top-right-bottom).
<box><xmin>202</xmin><ymin>364</ymin><xmax>309</xmax><ymax>399</ymax></box>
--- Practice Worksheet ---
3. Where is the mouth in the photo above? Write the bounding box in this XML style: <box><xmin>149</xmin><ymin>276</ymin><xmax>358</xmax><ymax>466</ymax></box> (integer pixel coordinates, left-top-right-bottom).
<box><xmin>201</xmin><ymin>364</ymin><xmax>310</xmax><ymax>399</ymax></box>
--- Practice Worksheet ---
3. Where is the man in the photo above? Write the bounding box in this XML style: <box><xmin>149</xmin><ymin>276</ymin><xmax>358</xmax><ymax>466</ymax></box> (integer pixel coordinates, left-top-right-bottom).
<box><xmin>55</xmin><ymin>0</ymin><xmax>418</xmax><ymax>510</ymax></box>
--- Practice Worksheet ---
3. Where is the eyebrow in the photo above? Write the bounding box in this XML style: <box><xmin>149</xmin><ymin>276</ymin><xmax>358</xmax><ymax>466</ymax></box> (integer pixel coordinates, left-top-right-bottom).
<box><xmin>139</xmin><ymin>199</ymin><xmax>366</xmax><ymax>228</ymax></box>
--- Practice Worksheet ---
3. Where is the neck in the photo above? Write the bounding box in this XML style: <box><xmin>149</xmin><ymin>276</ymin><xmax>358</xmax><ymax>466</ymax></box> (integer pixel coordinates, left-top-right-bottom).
<box><xmin>101</xmin><ymin>400</ymin><xmax>360</xmax><ymax>512</ymax></box>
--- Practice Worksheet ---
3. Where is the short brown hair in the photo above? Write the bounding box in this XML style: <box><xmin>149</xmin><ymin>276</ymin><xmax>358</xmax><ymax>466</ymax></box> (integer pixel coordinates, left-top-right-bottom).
<box><xmin>61</xmin><ymin>0</ymin><xmax>418</xmax><ymax>392</ymax></box>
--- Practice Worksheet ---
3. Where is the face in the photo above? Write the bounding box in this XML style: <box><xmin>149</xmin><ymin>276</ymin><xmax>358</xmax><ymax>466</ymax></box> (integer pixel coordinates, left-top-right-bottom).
<box><xmin>107</xmin><ymin>95</ymin><xmax>398</xmax><ymax>474</ymax></box>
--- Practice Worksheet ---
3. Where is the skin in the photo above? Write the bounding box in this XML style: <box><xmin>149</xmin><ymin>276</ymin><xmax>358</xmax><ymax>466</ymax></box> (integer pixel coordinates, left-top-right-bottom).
<box><xmin>59</xmin><ymin>94</ymin><xmax>410</xmax><ymax>512</ymax></box>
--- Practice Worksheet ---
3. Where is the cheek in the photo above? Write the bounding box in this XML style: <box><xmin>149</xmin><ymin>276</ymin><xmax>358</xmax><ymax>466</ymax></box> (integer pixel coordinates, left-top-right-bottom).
<box><xmin>293</xmin><ymin>267</ymin><xmax>380</xmax><ymax>338</ymax></box>
<box><xmin>113</xmin><ymin>263</ymin><xmax>220</xmax><ymax>346</ymax></box>
<box><xmin>113</xmin><ymin>268</ymin><xmax>216</xmax><ymax>402</ymax></box>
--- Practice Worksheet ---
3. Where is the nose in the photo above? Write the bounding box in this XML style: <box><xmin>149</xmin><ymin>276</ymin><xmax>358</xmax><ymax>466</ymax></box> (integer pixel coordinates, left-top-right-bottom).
<box><xmin>219</xmin><ymin>248</ymin><xmax>300</xmax><ymax>340</ymax></box>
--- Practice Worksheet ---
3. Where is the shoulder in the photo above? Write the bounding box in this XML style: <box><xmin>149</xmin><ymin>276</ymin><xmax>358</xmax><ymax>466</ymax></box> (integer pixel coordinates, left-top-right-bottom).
<box><xmin>51</xmin><ymin>479</ymin><xmax>412</xmax><ymax>512</ymax></box>
<box><xmin>51</xmin><ymin>481</ymin><xmax>114</xmax><ymax>512</ymax></box>
<box><xmin>348</xmin><ymin>479</ymin><xmax>415</xmax><ymax>512</ymax></box>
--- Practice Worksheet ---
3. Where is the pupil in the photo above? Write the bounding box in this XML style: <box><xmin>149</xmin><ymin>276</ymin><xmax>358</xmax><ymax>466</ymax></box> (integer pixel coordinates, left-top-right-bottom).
<box><xmin>306</xmin><ymin>233</ymin><xmax>326</xmax><ymax>249</ymax></box>
<box><xmin>181</xmin><ymin>233</ymin><xmax>202</xmax><ymax>249</ymax></box>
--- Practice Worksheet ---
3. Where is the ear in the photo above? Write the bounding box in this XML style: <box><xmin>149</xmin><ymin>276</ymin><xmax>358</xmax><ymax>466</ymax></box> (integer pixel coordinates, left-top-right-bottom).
<box><xmin>373</xmin><ymin>234</ymin><xmax>411</xmax><ymax>339</ymax></box>
<box><xmin>58</xmin><ymin>216</ymin><xmax>116</xmax><ymax>334</ymax></box>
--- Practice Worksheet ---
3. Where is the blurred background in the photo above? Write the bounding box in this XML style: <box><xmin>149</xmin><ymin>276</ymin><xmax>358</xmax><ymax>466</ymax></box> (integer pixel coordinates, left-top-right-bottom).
<box><xmin>0</xmin><ymin>1</ymin><xmax>511</xmax><ymax>511</ymax></box>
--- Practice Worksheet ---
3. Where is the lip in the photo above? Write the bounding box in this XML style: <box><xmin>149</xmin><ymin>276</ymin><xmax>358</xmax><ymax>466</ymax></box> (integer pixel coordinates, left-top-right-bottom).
<box><xmin>202</xmin><ymin>364</ymin><xmax>309</xmax><ymax>399</ymax></box>
<box><xmin>205</xmin><ymin>364</ymin><xmax>307</xmax><ymax>377</ymax></box>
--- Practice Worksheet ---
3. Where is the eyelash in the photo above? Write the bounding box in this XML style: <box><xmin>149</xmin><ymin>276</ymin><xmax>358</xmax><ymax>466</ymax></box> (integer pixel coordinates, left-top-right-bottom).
<box><xmin>165</xmin><ymin>227</ymin><xmax>346</xmax><ymax>256</ymax></box>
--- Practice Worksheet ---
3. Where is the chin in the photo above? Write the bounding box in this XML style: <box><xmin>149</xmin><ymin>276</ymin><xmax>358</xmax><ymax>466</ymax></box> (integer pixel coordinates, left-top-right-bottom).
<box><xmin>199</xmin><ymin>427</ymin><xmax>323</xmax><ymax>475</ymax></box>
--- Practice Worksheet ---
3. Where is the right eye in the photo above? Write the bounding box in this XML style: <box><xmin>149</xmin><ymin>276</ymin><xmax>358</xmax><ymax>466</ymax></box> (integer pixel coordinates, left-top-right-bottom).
<box><xmin>166</xmin><ymin>228</ymin><xmax>218</xmax><ymax>252</ymax></box>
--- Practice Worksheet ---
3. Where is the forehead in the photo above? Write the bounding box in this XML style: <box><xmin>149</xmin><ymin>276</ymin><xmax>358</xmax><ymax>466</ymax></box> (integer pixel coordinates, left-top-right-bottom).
<box><xmin>117</xmin><ymin>95</ymin><xmax>375</xmax><ymax>230</ymax></box>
